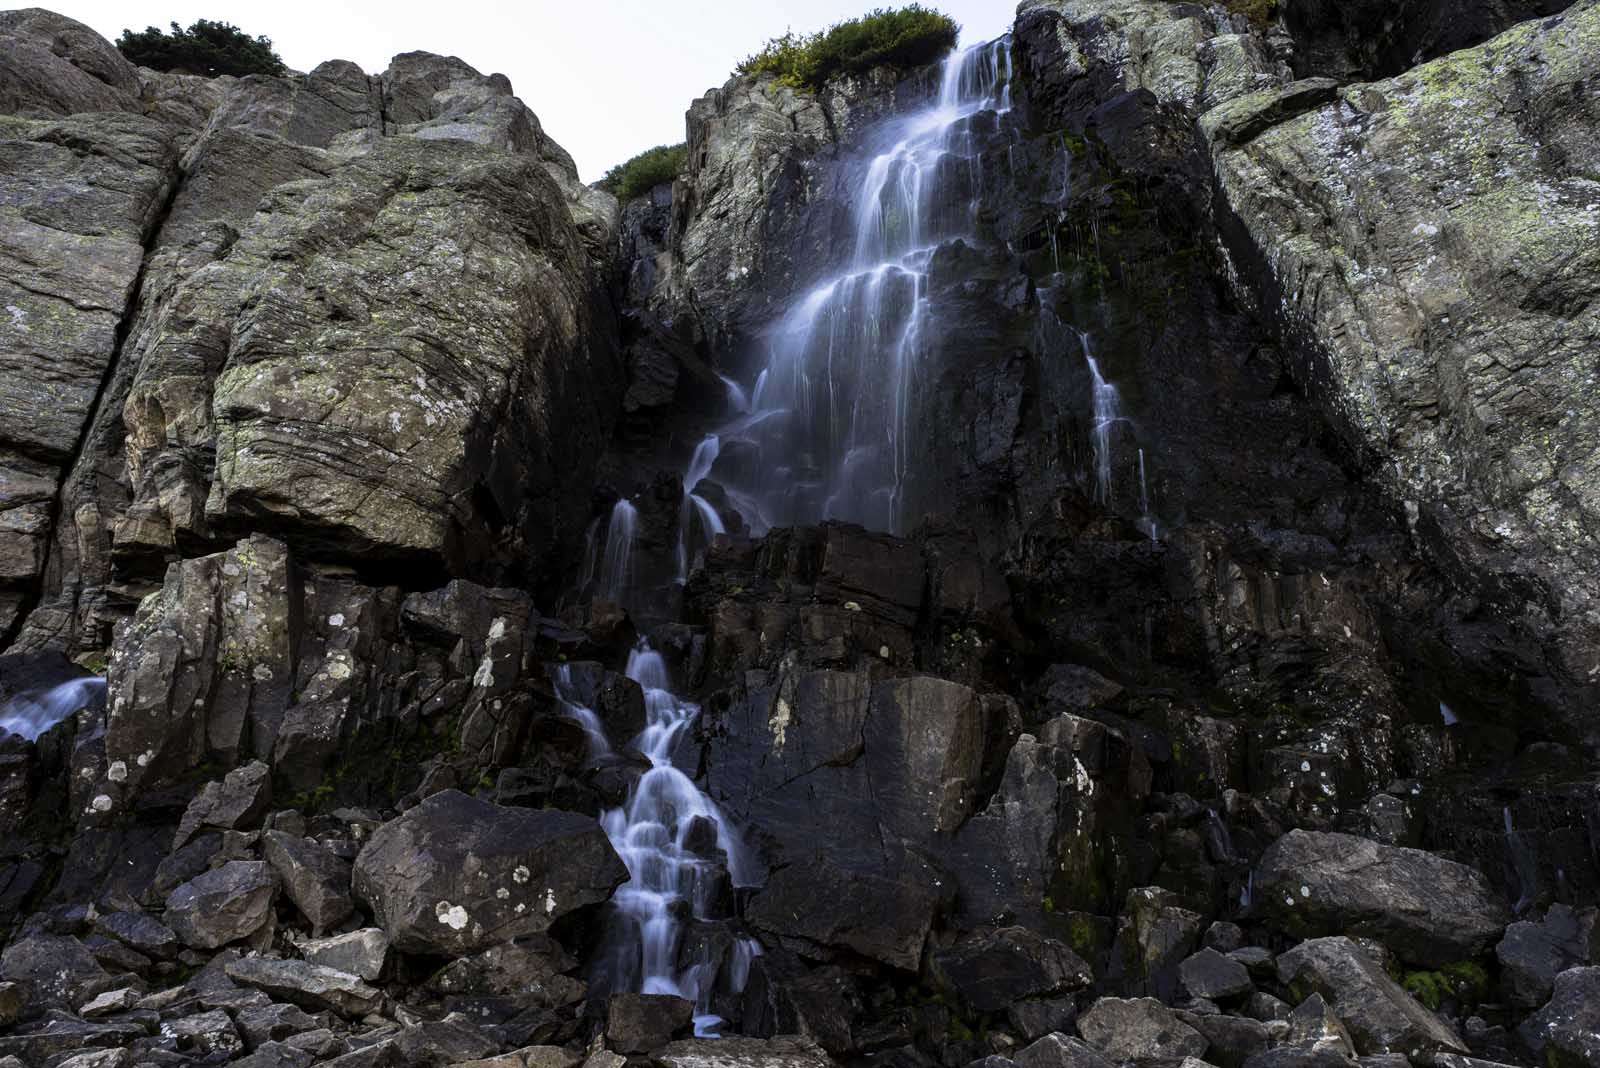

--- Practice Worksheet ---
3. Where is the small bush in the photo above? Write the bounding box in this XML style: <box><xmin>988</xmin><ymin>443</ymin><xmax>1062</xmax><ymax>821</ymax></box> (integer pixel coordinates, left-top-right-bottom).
<box><xmin>597</xmin><ymin>143</ymin><xmax>688</xmax><ymax>202</ymax></box>
<box><xmin>737</xmin><ymin>5</ymin><xmax>960</xmax><ymax>92</ymax></box>
<box><xmin>116</xmin><ymin>19</ymin><xmax>286</xmax><ymax>78</ymax></box>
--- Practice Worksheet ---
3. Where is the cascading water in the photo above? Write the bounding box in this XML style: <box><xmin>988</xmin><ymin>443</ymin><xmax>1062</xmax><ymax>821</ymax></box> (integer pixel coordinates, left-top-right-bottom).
<box><xmin>676</xmin><ymin>435</ymin><xmax>727</xmax><ymax>583</ymax></box>
<box><xmin>549</xmin><ymin>645</ymin><xmax>759</xmax><ymax>1036</ymax></box>
<box><xmin>712</xmin><ymin>39</ymin><xmax>1013</xmax><ymax>536</ymax></box>
<box><xmin>592</xmin><ymin>499</ymin><xmax>638</xmax><ymax>603</ymax></box>
<box><xmin>0</xmin><ymin>676</ymin><xmax>105</xmax><ymax>742</ymax></box>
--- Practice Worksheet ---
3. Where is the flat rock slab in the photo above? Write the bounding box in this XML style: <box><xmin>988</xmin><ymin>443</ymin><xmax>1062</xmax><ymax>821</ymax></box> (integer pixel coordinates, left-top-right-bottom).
<box><xmin>1277</xmin><ymin>936</ymin><xmax>1466</xmax><ymax>1056</ymax></box>
<box><xmin>225</xmin><ymin>956</ymin><xmax>382</xmax><ymax>1017</ymax></box>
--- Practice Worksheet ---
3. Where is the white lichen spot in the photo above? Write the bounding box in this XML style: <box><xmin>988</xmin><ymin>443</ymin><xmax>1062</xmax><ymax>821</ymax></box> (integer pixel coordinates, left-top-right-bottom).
<box><xmin>90</xmin><ymin>794</ymin><xmax>113</xmax><ymax>813</ymax></box>
<box><xmin>253</xmin><ymin>664</ymin><xmax>274</xmax><ymax>682</ymax></box>
<box><xmin>544</xmin><ymin>888</ymin><xmax>557</xmax><ymax>914</ymax></box>
<box><xmin>1300</xmin><ymin>760</ymin><xmax>1311</xmax><ymax>772</ymax></box>
<box><xmin>328</xmin><ymin>613</ymin><xmax>345</xmax><ymax>627</ymax></box>
<box><xmin>434</xmin><ymin>901</ymin><xmax>469</xmax><ymax>930</ymax></box>
<box><xmin>107</xmin><ymin>760</ymin><xmax>128</xmax><ymax>783</ymax></box>
<box><xmin>1300</xmin><ymin>885</ymin><xmax>1311</xmax><ymax>897</ymax></box>
<box><xmin>137</xmin><ymin>750</ymin><xmax>154</xmax><ymax>768</ymax></box>
<box><xmin>878</xmin><ymin>645</ymin><xmax>890</xmax><ymax>659</ymax></box>
<box><xmin>769</xmin><ymin>696</ymin><xmax>792</xmax><ymax>751</ymax></box>
<box><xmin>1284</xmin><ymin>895</ymin><xmax>1295</xmax><ymax>906</ymax></box>
<box><xmin>388</xmin><ymin>411</ymin><xmax>404</xmax><ymax>434</ymax></box>
<box><xmin>512</xmin><ymin>865</ymin><xmax>530</xmax><ymax>884</ymax></box>
<box><xmin>843</xmin><ymin>601</ymin><xmax>862</xmax><ymax>612</ymax></box>
<box><xmin>514</xmin><ymin>903</ymin><xmax>525</xmax><ymax>914</ymax></box>
<box><xmin>496</xmin><ymin>887</ymin><xmax>509</xmax><ymax>900</ymax></box>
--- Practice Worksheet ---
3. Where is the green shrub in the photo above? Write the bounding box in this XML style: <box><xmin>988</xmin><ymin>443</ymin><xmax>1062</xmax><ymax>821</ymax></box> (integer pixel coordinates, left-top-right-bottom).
<box><xmin>737</xmin><ymin>5</ymin><xmax>960</xmax><ymax>92</ymax></box>
<box><xmin>597</xmin><ymin>143</ymin><xmax>688</xmax><ymax>202</ymax></box>
<box><xmin>116</xmin><ymin>19</ymin><xmax>286</xmax><ymax>78</ymax></box>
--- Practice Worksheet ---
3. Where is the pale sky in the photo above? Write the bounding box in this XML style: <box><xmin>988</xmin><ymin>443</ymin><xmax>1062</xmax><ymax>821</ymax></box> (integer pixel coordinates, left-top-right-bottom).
<box><xmin>53</xmin><ymin>1</ymin><xmax>1016</xmax><ymax>182</ymax></box>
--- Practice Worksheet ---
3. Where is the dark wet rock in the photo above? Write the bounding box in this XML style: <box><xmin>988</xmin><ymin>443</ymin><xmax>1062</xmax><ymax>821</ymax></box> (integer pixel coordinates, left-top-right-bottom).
<box><xmin>236</xmin><ymin>1001</ymin><xmax>322</xmax><ymax>1048</ymax></box>
<box><xmin>0</xmin><ymin>934</ymin><xmax>108</xmax><ymax>1011</ymax></box>
<box><xmin>1180</xmin><ymin>948</ymin><xmax>1254</xmax><ymax>1001</ymax></box>
<box><xmin>0</xmin><ymin>982</ymin><xmax>19</xmax><ymax>1027</ymax></box>
<box><xmin>1242</xmin><ymin>1047</ymin><xmax>1361</xmax><ymax>1068</ymax></box>
<box><xmin>1254</xmin><ymin>830</ymin><xmax>1507</xmax><ymax>966</ymax></box>
<box><xmin>1013</xmin><ymin>1033</ymin><xmax>1116</xmax><ymax>1068</ymax></box>
<box><xmin>1007</xmin><ymin>999</ymin><xmax>1080</xmax><ymax>1043</ymax></box>
<box><xmin>1111</xmin><ymin>887</ymin><xmax>1205</xmax><ymax>999</ymax></box>
<box><xmin>225</xmin><ymin>956</ymin><xmax>383</xmax><ymax>1017</ymax></box>
<box><xmin>1495</xmin><ymin>905</ymin><xmax>1597</xmax><ymax>1011</ymax></box>
<box><xmin>263</xmin><ymin>830</ymin><xmax>355</xmax><ymax>932</ymax></box>
<box><xmin>606</xmin><ymin>993</ymin><xmax>694</xmax><ymax>1054</ymax></box>
<box><xmin>1518</xmin><ymin>966</ymin><xmax>1600</xmax><ymax>1068</ymax></box>
<box><xmin>93</xmin><ymin>910</ymin><xmax>179</xmax><ymax>960</ymax></box>
<box><xmin>172</xmin><ymin>761</ymin><xmax>272</xmax><ymax>848</ymax></box>
<box><xmin>1205</xmin><ymin>923</ymin><xmax>1247</xmax><ymax>954</ymax></box>
<box><xmin>395</xmin><ymin>1018</ymin><xmax>502</xmax><ymax>1065</ymax></box>
<box><xmin>1182</xmin><ymin>1013</ymin><xmax>1270</xmax><ymax>1068</ymax></box>
<box><xmin>746</xmin><ymin>853</ymin><xmax>943</xmax><ymax>971</ymax></box>
<box><xmin>1078</xmin><ymin>997</ymin><xmax>1210</xmax><ymax>1061</ymax></box>
<box><xmin>353</xmin><ymin>790</ymin><xmax>625</xmax><ymax>956</ymax></box>
<box><xmin>1276</xmin><ymin>937</ymin><xmax>1466</xmax><ymax>1055</ymax></box>
<box><xmin>426</xmin><ymin>939</ymin><xmax>583</xmax><ymax>1004</ymax></box>
<box><xmin>298</xmin><ymin>928</ymin><xmax>389</xmax><ymax>981</ymax></box>
<box><xmin>234</xmin><ymin>1043</ymin><xmax>317</xmax><ymax>1068</ymax></box>
<box><xmin>164</xmin><ymin>860</ymin><xmax>277</xmax><ymax>949</ymax></box>
<box><xmin>929</xmin><ymin>927</ymin><xmax>1093</xmax><ymax>1014</ymax></box>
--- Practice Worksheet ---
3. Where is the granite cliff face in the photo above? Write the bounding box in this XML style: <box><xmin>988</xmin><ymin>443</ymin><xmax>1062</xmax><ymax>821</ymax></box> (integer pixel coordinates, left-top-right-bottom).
<box><xmin>1</xmin><ymin>4</ymin><xmax>1598</xmax><ymax>1068</ymax></box>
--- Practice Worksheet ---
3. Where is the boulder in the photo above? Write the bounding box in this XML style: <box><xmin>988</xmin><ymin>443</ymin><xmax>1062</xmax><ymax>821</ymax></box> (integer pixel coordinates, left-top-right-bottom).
<box><xmin>0</xmin><ymin>934</ymin><xmax>108</xmax><ymax>1010</ymax></box>
<box><xmin>236</xmin><ymin>1001</ymin><xmax>322</xmax><ymax>1048</ymax></box>
<box><xmin>930</xmin><ymin>927</ymin><xmax>1093</xmax><ymax>1014</ymax></box>
<box><xmin>1180</xmin><ymin>948</ymin><xmax>1254</xmax><ymax>1001</ymax></box>
<box><xmin>1007</xmin><ymin>1000</ymin><xmax>1079</xmax><ymax>1043</ymax></box>
<box><xmin>93</xmin><ymin>910</ymin><xmax>179</xmax><ymax>960</ymax></box>
<box><xmin>395</xmin><ymin>1019</ymin><xmax>501</xmax><ymax>1065</ymax></box>
<box><xmin>164</xmin><ymin>1008</ymin><xmax>244</xmax><ymax>1058</ymax></box>
<box><xmin>224</xmin><ymin>956</ymin><xmax>383</xmax><ymax>1017</ymax></box>
<box><xmin>263</xmin><ymin>831</ymin><xmax>355</xmax><ymax>931</ymax></box>
<box><xmin>1112</xmin><ymin>887</ymin><xmax>1205</xmax><ymax>998</ymax></box>
<box><xmin>353</xmin><ymin>789</ymin><xmax>626</xmax><ymax>955</ymax></box>
<box><xmin>746</xmin><ymin>852</ymin><xmax>943</xmax><ymax>971</ymax></box>
<box><xmin>165</xmin><ymin>860</ymin><xmax>277</xmax><ymax>949</ymax></box>
<box><xmin>1518</xmin><ymin>966</ymin><xmax>1600</xmax><ymax>1068</ymax></box>
<box><xmin>426</xmin><ymin>939</ymin><xmax>584</xmax><ymax>1004</ymax></box>
<box><xmin>173</xmin><ymin>761</ymin><xmax>273</xmax><ymax>848</ymax></box>
<box><xmin>1254</xmin><ymin>831</ymin><xmax>1507</xmax><ymax>966</ymax></box>
<box><xmin>605</xmin><ymin>992</ymin><xmax>694</xmax><ymax>1053</ymax></box>
<box><xmin>298</xmin><ymin>928</ymin><xmax>389</xmax><ymax>981</ymax></box>
<box><xmin>1182</xmin><ymin>1013</ymin><xmax>1270</xmax><ymax>1068</ymax></box>
<box><xmin>1495</xmin><ymin>905</ymin><xmax>1597</xmax><ymax>1010</ymax></box>
<box><xmin>1276</xmin><ymin>937</ymin><xmax>1466</xmax><ymax>1055</ymax></box>
<box><xmin>1014</xmin><ymin>1033</ymin><xmax>1117</xmax><ymax>1068</ymax></box>
<box><xmin>1078</xmin><ymin>997</ymin><xmax>1210</xmax><ymax>1061</ymax></box>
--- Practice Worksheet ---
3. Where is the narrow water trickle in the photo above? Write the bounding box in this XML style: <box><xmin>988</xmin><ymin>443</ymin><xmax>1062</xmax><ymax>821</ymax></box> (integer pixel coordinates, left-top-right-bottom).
<box><xmin>594</xmin><ymin>499</ymin><xmax>639</xmax><ymax>603</ymax></box>
<box><xmin>675</xmin><ymin>435</ymin><xmax>726</xmax><ymax>583</ymax></box>
<box><xmin>1080</xmin><ymin>329</ymin><xmax>1126</xmax><ymax>505</ymax></box>
<box><xmin>711</xmin><ymin>38</ymin><xmax>1013</xmax><ymax>536</ymax></box>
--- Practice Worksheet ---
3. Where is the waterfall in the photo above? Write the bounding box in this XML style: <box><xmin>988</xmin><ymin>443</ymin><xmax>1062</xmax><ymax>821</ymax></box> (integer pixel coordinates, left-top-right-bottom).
<box><xmin>675</xmin><ymin>434</ymin><xmax>727</xmax><ymax>583</ymax></box>
<box><xmin>1079</xmin><ymin>329</ymin><xmax>1126</xmax><ymax>505</ymax></box>
<box><xmin>709</xmin><ymin>39</ymin><xmax>1012</xmax><ymax>537</ymax></box>
<box><xmin>0</xmin><ymin>676</ymin><xmax>106</xmax><ymax>742</ymax></box>
<box><xmin>595</xmin><ymin>499</ymin><xmax>639</xmax><ymax>603</ymax></box>
<box><xmin>551</xmin><ymin>642</ymin><xmax>759</xmax><ymax>1036</ymax></box>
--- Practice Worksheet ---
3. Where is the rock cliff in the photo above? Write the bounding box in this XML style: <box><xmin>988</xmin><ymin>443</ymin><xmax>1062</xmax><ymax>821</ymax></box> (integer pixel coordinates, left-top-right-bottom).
<box><xmin>0</xmin><ymin>4</ymin><xmax>1597</xmax><ymax>1068</ymax></box>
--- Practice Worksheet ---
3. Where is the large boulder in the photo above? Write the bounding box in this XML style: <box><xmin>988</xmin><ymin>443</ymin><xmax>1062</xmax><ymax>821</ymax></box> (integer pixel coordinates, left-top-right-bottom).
<box><xmin>1077</xmin><ymin>996</ymin><xmax>1210</xmax><ymax>1061</ymax></box>
<box><xmin>262</xmin><ymin>831</ymin><xmax>355</xmax><ymax>932</ymax></box>
<box><xmin>164</xmin><ymin>860</ymin><xmax>277</xmax><ymax>949</ymax></box>
<box><xmin>353</xmin><ymin>789</ymin><xmax>626</xmax><ymax>955</ymax></box>
<box><xmin>1276</xmin><ymin>936</ymin><xmax>1466</xmax><ymax>1056</ymax></box>
<box><xmin>1495</xmin><ymin>905</ymin><xmax>1597</xmax><ymax>1011</ymax></box>
<box><xmin>1518</xmin><ymin>966</ymin><xmax>1600</xmax><ymax>1068</ymax></box>
<box><xmin>746</xmin><ymin>852</ymin><xmax>943</xmax><ymax>971</ymax></box>
<box><xmin>929</xmin><ymin>927</ymin><xmax>1094</xmax><ymax>1014</ymax></box>
<box><xmin>1253</xmin><ymin>830</ymin><xmax>1507</xmax><ymax>965</ymax></box>
<box><xmin>1210</xmin><ymin>0</ymin><xmax>1600</xmax><ymax>746</ymax></box>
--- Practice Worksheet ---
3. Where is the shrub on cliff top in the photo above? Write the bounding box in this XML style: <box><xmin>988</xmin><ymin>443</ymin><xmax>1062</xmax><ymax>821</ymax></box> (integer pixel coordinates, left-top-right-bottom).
<box><xmin>737</xmin><ymin>5</ymin><xmax>960</xmax><ymax>92</ymax></box>
<box><xmin>117</xmin><ymin>19</ymin><xmax>286</xmax><ymax>78</ymax></box>
<box><xmin>597</xmin><ymin>143</ymin><xmax>688</xmax><ymax>203</ymax></box>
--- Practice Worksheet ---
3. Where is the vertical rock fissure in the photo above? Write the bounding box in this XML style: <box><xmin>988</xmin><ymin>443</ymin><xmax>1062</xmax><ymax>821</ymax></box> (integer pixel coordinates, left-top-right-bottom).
<box><xmin>0</xmin><ymin>159</ymin><xmax>188</xmax><ymax>652</ymax></box>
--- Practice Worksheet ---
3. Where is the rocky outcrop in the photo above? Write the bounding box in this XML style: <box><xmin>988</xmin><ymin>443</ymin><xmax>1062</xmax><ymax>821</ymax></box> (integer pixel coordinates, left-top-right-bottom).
<box><xmin>1208</xmin><ymin>0</ymin><xmax>1600</xmax><ymax>750</ymax></box>
<box><xmin>2</xmin><ymin>12</ymin><xmax>623</xmax><ymax>661</ymax></box>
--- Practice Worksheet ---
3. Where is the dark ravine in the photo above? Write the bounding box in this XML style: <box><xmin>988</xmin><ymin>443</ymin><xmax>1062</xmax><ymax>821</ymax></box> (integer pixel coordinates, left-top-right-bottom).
<box><xmin>0</xmin><ymin>3</ymin><xmax>1598</xmax><ymax>1068</ymax></box>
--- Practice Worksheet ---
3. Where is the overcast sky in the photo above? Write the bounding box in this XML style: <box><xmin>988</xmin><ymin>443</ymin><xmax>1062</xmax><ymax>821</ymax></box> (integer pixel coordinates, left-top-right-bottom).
<box><xmin>55</xmin><ymin>1</ymin><xmax>1015</xmax><ymax>182</ymax></box>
